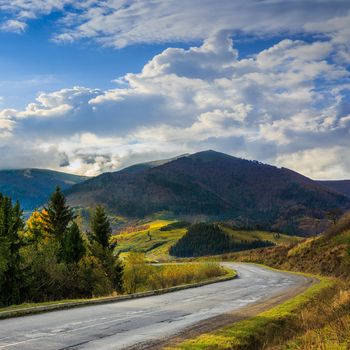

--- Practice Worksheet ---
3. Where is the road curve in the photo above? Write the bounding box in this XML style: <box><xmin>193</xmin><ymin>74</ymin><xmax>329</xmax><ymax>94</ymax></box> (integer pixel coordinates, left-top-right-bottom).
<box><xmin>0</xmin><ymin>263</ymin><xmax>313</xmax><ymax>350</ymax></box>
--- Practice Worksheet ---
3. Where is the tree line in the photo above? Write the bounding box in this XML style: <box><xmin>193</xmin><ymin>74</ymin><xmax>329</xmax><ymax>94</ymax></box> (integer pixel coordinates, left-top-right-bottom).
<box><xmin>0</xmin><ymin>187</ymin><xmax>123</xmax><ymax>307</ymax></box>
<box><xmin>169</xmin><ymin>223</ymin><xmax>275</xmax><ymax>257</ymax></box>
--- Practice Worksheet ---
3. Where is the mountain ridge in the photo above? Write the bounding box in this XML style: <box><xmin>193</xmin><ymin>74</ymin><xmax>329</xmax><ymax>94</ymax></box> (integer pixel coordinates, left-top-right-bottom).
<box><xmin>317</xmin><ymin>180</ymin><xmax>350</xmax><ymax>198</ymax></box>
<box><xmin>0</xmin><ymin>168</ymin><xmax>87</xmax><ymax>211</ymax></box>
<box><xmin>65</xmin><ymin>150</ymin><xmax>350</xmax><ymax>235</ymax></box>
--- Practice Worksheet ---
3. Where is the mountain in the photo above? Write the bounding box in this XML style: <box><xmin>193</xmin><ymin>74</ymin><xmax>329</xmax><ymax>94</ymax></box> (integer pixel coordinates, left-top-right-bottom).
<box><xmin>66</xmin><ymin>150</ymin><xmax>350</xmax><ymax>235</ymax></box>
<box><xmin>118</xmin><ymin>154</ymin><xmax>190</xmax><ymax>175</ymax></box>
<box><xmin>317</xmin><ymin>180</ymin><xmax>350</xmax><ymax>198</ymax></box>
<box><xmin>0</xmin><ymin>169</ymin><xmax>87</xmax><ymax>211</ymax></box>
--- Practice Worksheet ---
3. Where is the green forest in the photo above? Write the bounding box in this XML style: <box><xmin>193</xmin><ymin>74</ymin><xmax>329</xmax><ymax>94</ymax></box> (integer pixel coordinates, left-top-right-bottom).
<box><xmin>0</xmin><ymin>187</ymin><xmax>123</xmax><ymax>307</ymax></box>
<box><xmin>170</xmin><ymin>223</ymin><xmax>275</xmax><ymax>257</ymax></box>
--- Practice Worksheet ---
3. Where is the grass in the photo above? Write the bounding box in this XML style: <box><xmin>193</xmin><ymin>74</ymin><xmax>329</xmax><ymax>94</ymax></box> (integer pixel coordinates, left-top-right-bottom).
<box><xmin>0</xmin><ymin>297</ymin><xmax>109</xmax><ymax>314</ymax></box>
<box><xmin>166</xmin><ymin>276</ymin><xmax>335</xmax><ymax>350</ymax></box>
<box><xmin>221</xmin><ymin>225</ymin><xmax>302</xmax><ymax>245</ymax></box>
<box><xmin>112</xmin><ymin>219</ymin><xmax>187</xmax><ymax>261</ymax></box>
<box><xmin>228</xmin><ymin>229</ymin><xmax>350</xmax><ymax>279</ymax></box>
<box><xmin>113</xmin><ymin>220</ymin><xmax>301</xmax><ymax>261</ymax></box>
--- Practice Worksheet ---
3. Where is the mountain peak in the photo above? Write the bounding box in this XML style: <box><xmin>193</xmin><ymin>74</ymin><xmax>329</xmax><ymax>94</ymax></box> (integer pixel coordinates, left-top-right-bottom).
<box><xmin>66</xmin><ymin>150</ymin><xmax>350</xmax><ymax>235</ymax></box>
<box><xmin>187</xmin><ymin>150</ymin><xmax>242</xmax><ymax>162</ymax></box>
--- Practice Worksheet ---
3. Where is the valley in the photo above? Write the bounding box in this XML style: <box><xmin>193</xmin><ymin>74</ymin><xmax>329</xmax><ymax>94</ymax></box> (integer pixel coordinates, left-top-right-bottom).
<box><xmin>1</xmin><ymin>3</ymin><xmax>349</xmax><ymax>348</ymax></box>
<box><xmin>0</xmin><ymin>150</ymin><xmax>349</xmax><ymax>350</ymax></box>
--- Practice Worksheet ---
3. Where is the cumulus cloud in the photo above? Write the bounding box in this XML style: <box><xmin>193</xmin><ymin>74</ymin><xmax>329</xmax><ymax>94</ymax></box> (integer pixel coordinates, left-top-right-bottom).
<box><xmin>305</xmin><ymin>12</ymin><xmax>350</xmax><ymax>64</ymax></box>
<box><xmin>0</xmin><ymin>28</ymin><xmax>350</xmax><ymax>179</ymax></box>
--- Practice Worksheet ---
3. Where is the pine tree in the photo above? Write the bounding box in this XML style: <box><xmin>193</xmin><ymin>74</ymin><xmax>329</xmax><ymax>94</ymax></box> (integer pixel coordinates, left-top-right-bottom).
<box><xmin>90</xmin><ymin>205</ymin><xmax>124</xmax><ymax>292</ymax></box>
<box><xmin>90</xmin><ymin>205</ymin><xmax>111</xmax><ymax>249</ymax></box>
<box><xmin>0</xmin><ymin>194</ymin><xmax>24</xmax><ymax>306</ymax></box>
<box><xmin>42</xmin><ymin>186</ymin><xmax>75</xmax><ymax>240</ymax></box>
<box><xmin>62</xmin><ymin>222</ymin><xmax>85</xmax><ymax>263</ymax></box>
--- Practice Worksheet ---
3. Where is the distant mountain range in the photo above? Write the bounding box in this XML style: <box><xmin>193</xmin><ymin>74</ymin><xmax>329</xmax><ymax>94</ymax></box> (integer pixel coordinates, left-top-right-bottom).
<box><xmin>1</xmin><ymin>151</ymin><xmax>349</xmax><ymax>235</ymax></box>
<box><xmin>0</xmin><ymin>169</ymin><xmax>87</xmax><ymax>211</ymax></box>
<box><xmin>65</xmin><ymin>150</ymin><xmax>350</xmax><ymax>235</ymax></box>
<box><xmin>318</xmin><ymin>180</ymin><xmax>350</xmax><ymax>198</ymax></box>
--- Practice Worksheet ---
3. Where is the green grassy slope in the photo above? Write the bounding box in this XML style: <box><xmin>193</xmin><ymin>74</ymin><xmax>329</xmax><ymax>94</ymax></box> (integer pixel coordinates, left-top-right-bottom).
<box><xmin>112</xmin><ymin>220</ymin><xmax>187</xmax><ymax>261</ymax></box>
<box><xmin>230</xmin><ymin>216</ymin><xmax>350</xmax><ymax>279</ymax></box>
<box><xmin>112</xmin><ymin>220</ymin><xmax>302</xmax><ymax>261</ymax></box>
<box><xmin>221</xmin><ymin>225</ymin><xmax>302</xmax><ymax>245</ymax></box>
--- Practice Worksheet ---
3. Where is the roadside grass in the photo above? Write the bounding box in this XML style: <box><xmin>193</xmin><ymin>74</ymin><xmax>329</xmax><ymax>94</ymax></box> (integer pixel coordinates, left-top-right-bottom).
<box><xmin>0</xmin><ymin>296</ymin><xmax>110</xmax><ymax>315</ymax></box>
<box><xmin>166</xmin><ymin>276</ymin><xmax>336</xmax><ymax>350</ymax></box>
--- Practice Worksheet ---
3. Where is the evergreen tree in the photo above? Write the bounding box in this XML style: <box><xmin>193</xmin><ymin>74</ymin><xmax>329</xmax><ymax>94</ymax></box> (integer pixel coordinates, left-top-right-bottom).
<box><xmin>62</xmin><ymin>222</ymin><xmax>85</xmax><ymax>263</ymax></box>
<box><xmin>90</xmin><ymin>205</ymin><xmax>111</xmax><ymax>249</ymax></box>
<box><xmin>90</xmin><ymin>205</ymin><xmax>124</xmax><ymax>292</ymax></box>
<box><xmin>103</xmin><ymin>250</ymin><xmax>124</xmax><ymax>293</ymax></box>
<box><xmin>42</xmin><ymin>186</ymin><xmax>75</xmax><ymax>240</ymax></box>
<box><xmin>0</xmin><ymin>194</ymin><xmax>24</xmax><ymax>306</ymax></box>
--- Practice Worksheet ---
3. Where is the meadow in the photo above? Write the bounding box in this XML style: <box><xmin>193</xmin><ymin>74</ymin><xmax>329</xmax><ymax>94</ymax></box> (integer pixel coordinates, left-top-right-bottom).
<box><xmin>113</xmin><ymin>220</ymin><xmax>302</xmax><ymax>261</ymax></box>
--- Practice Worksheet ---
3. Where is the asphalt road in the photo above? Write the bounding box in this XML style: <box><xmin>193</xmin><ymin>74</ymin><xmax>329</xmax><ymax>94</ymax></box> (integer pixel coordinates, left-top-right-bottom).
<box><xmin>0</xmin><ymin>263</ymin><xmax>312</xmax><ymax>350</ymax></box>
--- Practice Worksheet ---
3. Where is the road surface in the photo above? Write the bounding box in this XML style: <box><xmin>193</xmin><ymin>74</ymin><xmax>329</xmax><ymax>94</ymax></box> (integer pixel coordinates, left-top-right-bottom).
<box><xmin>0</xmin><ymin>263</ymin><xmax>313</xmax><ymax>350</ymax></box>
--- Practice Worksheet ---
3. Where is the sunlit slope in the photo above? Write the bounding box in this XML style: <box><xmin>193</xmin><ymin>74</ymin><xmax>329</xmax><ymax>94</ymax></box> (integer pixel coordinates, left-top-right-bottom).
<box><xmin>221</xmin><ymin>226</ymin><xmax>302</xmax><ymax>245</ymax></box>
<box><xmin>113</xmin><ymin>220</ymin><xmax>302</xmax><ymax>261</ymax></box>
<box><xmin>232</xmin><ymin>213</ymin><xmax>350</xmax><ymax>278</ymax></box>
<box><xmin>112</xmin><ymin>220</ymin><xmax>187</xmax><ymax>261</ymax></box>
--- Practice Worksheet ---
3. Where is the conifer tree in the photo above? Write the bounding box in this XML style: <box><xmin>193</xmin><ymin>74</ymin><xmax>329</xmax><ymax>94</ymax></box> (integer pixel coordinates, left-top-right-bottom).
<box><xmin>90</xmin><ymin>205</ymin><xmax>124</xmax><ymax>292</ymax></box>
<box><xmin>90</xmin><ymin>205</ymin><xmax>111</xmax><ymax>249</ymax></box>
<box><xmin>0</xmin><ymin>194</ymin><xmax>24</xmax><ymax>306</ymax></box>
<box><xmin>42</xmin><ymin>186</ymin><xmax>75</xmax><ymax>240</ymax></box>
<box><xmin>62</xmin><ymin>222</ymin><xmax>85</xmax><ymax>263</ymax></box>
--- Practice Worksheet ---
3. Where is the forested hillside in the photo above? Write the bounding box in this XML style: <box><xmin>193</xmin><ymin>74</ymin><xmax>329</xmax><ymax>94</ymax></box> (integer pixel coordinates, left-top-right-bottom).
<box><xmin>170</xmin><ymin>223</ymin><xmax>275</xmax><ymax>257</ymax></box>
<box><xmin>318</xmin><ymin>180</ymin><xmax>350</xmax><ymax>198</ymax></box>
<box><xmin>66</xmin><ymin>151</ymin><xmax>349</xmax><ymax>235</ymax></box>
<box><xmin>0</xmin><ymin>169</ymin><xmax>87</xmax><ymax>212</ymax></box>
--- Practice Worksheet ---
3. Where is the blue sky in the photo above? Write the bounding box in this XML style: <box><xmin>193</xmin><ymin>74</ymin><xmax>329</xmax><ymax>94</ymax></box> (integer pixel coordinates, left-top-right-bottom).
<box><xmin>0</xmin><ymin>13</ymin><xmax>283</xmax><ymax>109</ymax></box>
<box><xmin>0</xmin><ymin>1</ymin><xmax>349</xmax><ymax>179</ymax></box>
<box><xmin>0</xmin><ymin>14</ymin><xmax>186</xmax><ymax>108</ymax></box>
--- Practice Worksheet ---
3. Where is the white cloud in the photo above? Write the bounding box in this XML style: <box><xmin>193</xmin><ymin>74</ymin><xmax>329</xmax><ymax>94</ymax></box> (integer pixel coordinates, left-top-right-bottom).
<box><xmin>0</xmin><ymin>19</ymin><xmax>27</xmax><ymax>33</ymax></box>
<box><xmin>0</xmin><ymin>0</ymin><xmax>71</xmax><ymax>20</ymax></box>
<box><xmin>1</xmin><ymin>0</ymin><xmax>350</xmax><ymax>50</ymax></box>
<box><xmin>0</xmin><ymin>31</ymin><xmax>349</xmax><ymax>178</ymax></box>
<box><xmin>276</xmin><ymin>147</ymin><xmax>350</xmax><ymax>180</ymax></box>
<box><xmin>305</xmin><ymin>12</ymin><xmax>350</xmax><ymax>64</ymax></box>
